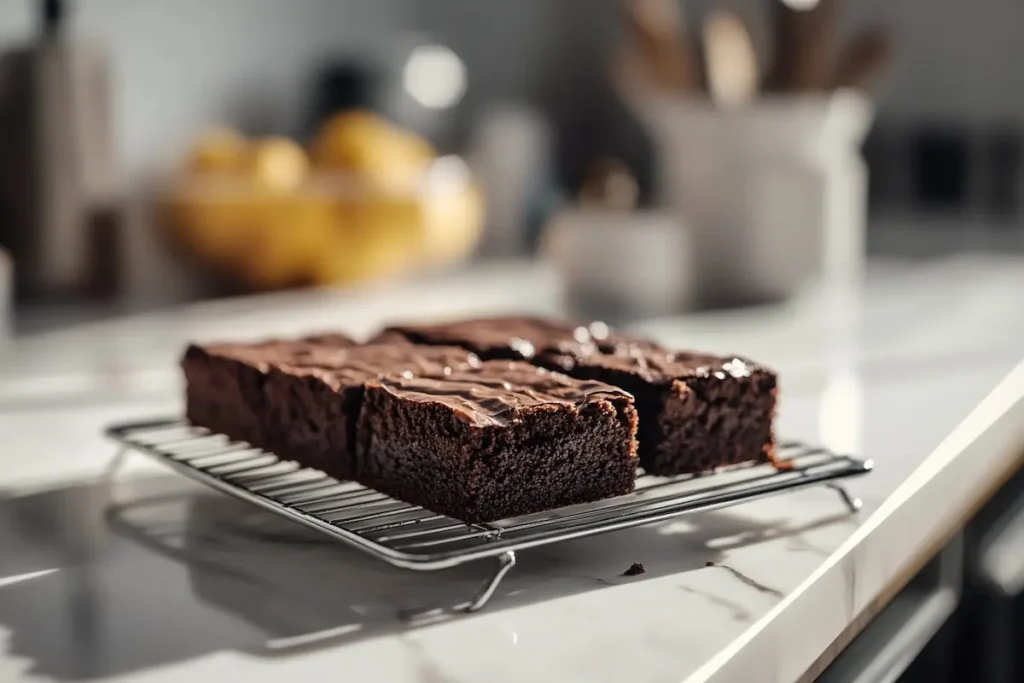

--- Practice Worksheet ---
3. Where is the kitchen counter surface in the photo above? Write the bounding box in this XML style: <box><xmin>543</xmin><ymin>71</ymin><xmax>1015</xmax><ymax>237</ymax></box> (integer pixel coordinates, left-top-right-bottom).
<box><xmin>1</xmin><ymin>256</ymin><xmax>1023</xmax><ymax>683</ymax></box>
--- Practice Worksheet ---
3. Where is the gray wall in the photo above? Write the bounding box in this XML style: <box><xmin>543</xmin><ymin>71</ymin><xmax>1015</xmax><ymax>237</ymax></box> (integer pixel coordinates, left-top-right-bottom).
<box><xmin>3</xmin><ymin>0</ymin><xmax>1022</xmax><ymax>179</ymax></box>
<box><xmin>0</xmin><ymin>0</ymin><xmax>405</xmax><ymax>179</ymax></box>
<box><xmin>843</xmin><ymin>0</ymin><xmax>1024</xmax><ymax>123</ymax></box>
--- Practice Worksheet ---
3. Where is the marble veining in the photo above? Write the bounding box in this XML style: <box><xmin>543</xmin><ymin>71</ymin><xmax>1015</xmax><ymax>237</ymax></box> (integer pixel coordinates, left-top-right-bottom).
<box><xmin>705</xmin><ymin>562</ymin><xmax>785</xmax><ymax>598</ymax></box>
<box><xmin>676</xmin><ymin>585</ymin><xmax>753</xmax><ymax>623</ymax></box>
<box><xmin>1</xmin><ymin>256</ymin><xmax>1024</xmax><ymax>682</ymax></box>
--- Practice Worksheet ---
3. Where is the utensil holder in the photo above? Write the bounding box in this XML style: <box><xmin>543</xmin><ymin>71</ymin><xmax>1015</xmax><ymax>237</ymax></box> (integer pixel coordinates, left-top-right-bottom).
<box><xmin>631</xmin><ymin>90</ymin><xmax>874</xmax><ymax>308</ymax></box>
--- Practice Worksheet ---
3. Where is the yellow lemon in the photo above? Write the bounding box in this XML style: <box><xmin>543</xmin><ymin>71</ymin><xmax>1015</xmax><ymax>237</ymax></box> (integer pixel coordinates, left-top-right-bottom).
<box><xmin>311</xmin><ymin>110</ymin><xmax>434</xmax><ymax>193</ymax></box>
<box><xmin>163</xmin><ymin>183</ymin><xmax>258</xmax><ymax>267</ymax></box>
<box><xmin>421</xmin><ymin>182</ymin><xmax>484</xmax><ymax>267</ymax></box>
<box><xmin>309</xmin><ymin>193</ymin><xmax>423</xmax><ymax>286</ymax></box>
<box><xmin>185</xmin><ymin>127</ymin><xmax>248</xmax><ymax>174</ymax></box>
<box><xmin>246</xmin><ymin>137</ymin><xmax>309</xmax><ymax>193</ymax></box>
<box><xmin>230</xmin><ymin>190</ymin><xmax>336</xmax><ymax>289</ymax></box>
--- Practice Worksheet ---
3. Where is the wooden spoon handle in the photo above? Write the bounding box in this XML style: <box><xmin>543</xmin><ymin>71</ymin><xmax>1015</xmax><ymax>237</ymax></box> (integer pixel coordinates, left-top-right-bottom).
<box><xmin>770</xmin><ymin>0</ymin><xmax>839</xmax><ymax>92</ymax></box>
<box><xmin>832</xmin><ymin>25</ymin><xmax>892</xmax><ymax>92</ymax></box>
<box><xmin>622</xmin><ymin>0</ymin><xmax>701</xmax><ymax>93</ymax></box>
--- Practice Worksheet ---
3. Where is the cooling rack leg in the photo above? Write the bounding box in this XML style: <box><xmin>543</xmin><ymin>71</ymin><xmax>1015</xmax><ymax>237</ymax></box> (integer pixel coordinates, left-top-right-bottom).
<box><xmin>828</xmin><ymin>483</ymin><xmax>863</xmax><ymax>513</ymax></box>
<box><xmin>462</xmin><ymin>551</ymin><xmax>516</xmax><ymax>613</ymax></box>
<box><xmin>106</xmin><ymin>446</ymin><xmax>130</xmax><ymax>478</ymax></box>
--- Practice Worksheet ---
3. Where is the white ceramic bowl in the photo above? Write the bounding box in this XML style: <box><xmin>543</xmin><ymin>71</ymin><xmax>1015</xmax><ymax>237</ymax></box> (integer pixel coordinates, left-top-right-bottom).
<box><xmin>542</xmin><ymin>208</ymin><xmax>694</xmax><ymax>322</ymax></box>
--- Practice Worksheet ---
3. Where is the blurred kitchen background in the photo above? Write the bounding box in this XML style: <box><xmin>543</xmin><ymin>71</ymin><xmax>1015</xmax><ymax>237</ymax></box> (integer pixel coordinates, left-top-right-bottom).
<box><xmin>0</xmin><ymin>0</ymin><xmax>1022</xmax><ymax>335</ymax></box>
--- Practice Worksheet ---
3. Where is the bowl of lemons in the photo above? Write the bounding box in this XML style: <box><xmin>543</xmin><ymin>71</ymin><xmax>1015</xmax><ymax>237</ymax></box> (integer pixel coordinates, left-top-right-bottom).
<box><xmin>163</xmin><ymin>111</ymin><xmax>483</xmax><ymax>291</ymax></box>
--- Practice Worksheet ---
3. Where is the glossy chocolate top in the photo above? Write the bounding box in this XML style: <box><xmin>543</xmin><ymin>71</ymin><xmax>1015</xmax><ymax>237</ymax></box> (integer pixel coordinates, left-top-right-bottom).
<box><xmin>197</xmin><ymin>338</ymin><xmax>480</xmax><ymax>385</ymax></box>
<box><xmin>570</xmin><ymin>347</ymin><xmax>767</xmax><ymax>383</ymax></box>
<box><xmin>374</xmin><ymin>316</ymin><xmax>659</xmax><ymax>361</ymax></box>
<box><xmin>198</xmin><ymin>333</ymin><xmax>355</xmax><ymax>368</ymax></box>
<box><xmin>308</xmin><ymin>344</ymin><xmax>481</xmax><ymax>386</ymax></box>
<box><xmin>299</xmin><ymin>332</ymin><xmax>361</xmax><ymax>347</ymax></box>
<box><xmin>373</xmin><ymin>360</ymin><xmax>630</xmax><ymax>426</ymax></box>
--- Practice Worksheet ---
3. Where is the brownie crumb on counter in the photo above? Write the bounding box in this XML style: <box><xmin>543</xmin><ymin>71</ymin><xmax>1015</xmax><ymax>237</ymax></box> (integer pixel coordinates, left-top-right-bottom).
<box><xmin>622</xmin><ymin>562</ymin><xmax>646</xmax><ymax>576</ymax></box>
<box><xmin>355</xmin><ymin>361</ymin><xmax>639</xmax><ymax>522</ymax></box>
<box><xmin>550</xmin><ymin>348</ymin><xmax>777</xmax><ymax>476</ymax></box>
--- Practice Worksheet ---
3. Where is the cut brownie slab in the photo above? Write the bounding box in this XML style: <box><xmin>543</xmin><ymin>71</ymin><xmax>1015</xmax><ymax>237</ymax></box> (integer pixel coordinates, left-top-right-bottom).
<box><xmin>549</xmin><ymin>349</ymin><xmax>777</xmax><ymax>476</ymax></box>
<box><xmin>373</xmin><ymin>315</ymin><xmax>661</xmax><ymax>364</ymax></box>
<box><xmin>356</xmin><ymin>361</ymin><xmax>639</xmax><ymax>523</ymax></box>
<box><xmin>181</xmin><ymin>333</ymin><xmax>358</xmax><ymax>449</ymax></box>
<box><xmin>260</xmin><ymin>344</ymin><xmax>480</xmax><ymax>479</ymax></box>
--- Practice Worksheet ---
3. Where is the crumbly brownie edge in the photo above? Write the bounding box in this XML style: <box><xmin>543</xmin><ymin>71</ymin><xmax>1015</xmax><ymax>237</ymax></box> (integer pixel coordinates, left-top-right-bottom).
<box><xmin>647</xmin><ymin>368</ymin><xmax>777</xmax><ymax>475</ymax></box>
<box><xmin>355</xmin><ymin>381</ymin><xmax>638</xmax><ymax>523</ymax></box>
<box><xmin>561</xmin><ymin>359</ymin><xmax>777</xmax><ymax>476</ymax></box>
<box><xmin>181</xmin><ymin>344</ymin><xmax>269</xmax><ymax>448</ymax></box>
<box><xmin>261</xmin><ymin>366</ymin><xmax>362</xmax><ymax>480</ymax></box>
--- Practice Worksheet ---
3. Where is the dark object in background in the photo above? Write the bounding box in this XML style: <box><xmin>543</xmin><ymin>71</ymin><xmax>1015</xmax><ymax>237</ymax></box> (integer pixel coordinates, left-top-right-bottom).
<box><xmin>304</xmin><ymin>60</ymin><xmax>377</xmax><ymax>139</ymax></box>
<box><xmin>0</xmin><ymin>0</ymin><xmax>121</xmax><ymax>302</ymax></box>
<box><xmin>984</xmin><ymin>127</ymin><xmax>1022</xmax><ymax>221</ymax></box>
<box><xmin>863</xmin><ymin>123</ymin><xmax>909</xmax><ymax>214</ymax></box>
<box><xmin>911</xmin><ymin>127</ymin><xmax>970</xmax><ymax>211</ymax></box>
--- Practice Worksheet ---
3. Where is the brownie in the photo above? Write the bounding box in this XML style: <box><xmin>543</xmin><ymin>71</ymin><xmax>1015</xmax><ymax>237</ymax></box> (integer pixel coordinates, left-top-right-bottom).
<box><xmin>356</xmin><ymin>361</ymin><xmax>639</xmax><ymax>522</ymax></box>
<box><xmin>260</xmin><ymin>344</ymin><xmax>480</xmax><ymax>479</ymax></box>
<box><xmin>372</xmin><ymin>315</ymin><xmax>661</xmax><ymax>364</ymax></box>
<box><xmin>550</xmin><ymin>349</ymin><xmax>777</xmax><ymax>476</ymax></box>
<box><xmin>181</xmin><ymin>333</ymin><xmax>358</xmax><ymax>449</ymax></box>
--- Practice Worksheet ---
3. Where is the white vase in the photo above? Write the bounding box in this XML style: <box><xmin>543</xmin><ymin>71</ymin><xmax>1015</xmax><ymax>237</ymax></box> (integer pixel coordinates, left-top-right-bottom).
<box><xmin>631</xmin><ymin>90</ymin><xmax>874</xmax><ymax>307</ymax></box>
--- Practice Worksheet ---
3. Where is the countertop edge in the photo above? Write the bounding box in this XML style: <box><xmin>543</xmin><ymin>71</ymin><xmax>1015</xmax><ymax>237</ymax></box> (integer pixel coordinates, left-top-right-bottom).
<box><xmin>687</xmin><ymin>357</ymin><xmax>1024</xmax><ymax>683</ymax></box>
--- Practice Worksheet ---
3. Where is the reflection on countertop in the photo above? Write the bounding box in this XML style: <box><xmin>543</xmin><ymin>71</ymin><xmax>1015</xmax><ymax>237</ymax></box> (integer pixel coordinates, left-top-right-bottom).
<box><xmin>0</xmin><ymin>471</ymin><xmax>852</xmax><ymax>680</ymax></box>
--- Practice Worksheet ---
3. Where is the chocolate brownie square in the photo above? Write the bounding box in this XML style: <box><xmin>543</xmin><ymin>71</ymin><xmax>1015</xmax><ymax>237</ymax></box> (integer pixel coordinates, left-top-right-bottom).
<box><xmin>372</xmin><ymin>315</ymin><xmax>661</xmax><ymax>364</ymax></box>
<box><xmin>260</xmin><ymin>344</ymin><xmax>480</xmax><ymax>479</ymax></box>
<box><xmin>355</xmin><ymin>361</ymin><xmax>638</xmax><ymax>523</ymax></box>
<box><xmin>181</xmin><ymin>333</ymin><xmax>358</xmax><ymax>449</ymax></box>
<box><xmin>551</xmin><ymin>349</ymin><xmax>777</xmax><ymax>476</ymax></box>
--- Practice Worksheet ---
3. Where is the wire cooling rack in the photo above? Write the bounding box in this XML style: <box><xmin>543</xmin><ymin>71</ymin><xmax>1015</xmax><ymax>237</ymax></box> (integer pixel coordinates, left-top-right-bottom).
<box><xmin>106</xmin><ymin>418</ymin><xmax>873</xmax><ymax>611</ymax></box>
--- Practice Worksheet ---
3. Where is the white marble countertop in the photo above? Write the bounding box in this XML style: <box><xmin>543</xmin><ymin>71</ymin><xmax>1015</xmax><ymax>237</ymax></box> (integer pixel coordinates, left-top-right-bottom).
<box><xmin>1</xmin><ymin>256</ymin><xmax>1024</xmax><ymax>683</ymax></box>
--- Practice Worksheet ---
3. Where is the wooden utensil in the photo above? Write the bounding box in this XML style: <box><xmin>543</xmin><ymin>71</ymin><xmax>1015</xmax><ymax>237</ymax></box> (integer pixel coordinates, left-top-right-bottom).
<box><xmin>831</xmin><ymin>25</ymin><xmax>892</xmax><ymax>92</ymax></box>
<box><xmin>703</xmin><ymin>8</ymin><xmax>760</xmax><ymax>107</ymax></box>
<box><xmin>770</xmin><ymin>0</ymin><xmax>839</xmax><ymax>92</ymax></box>
<box><xmin>620</xmin><ymin>0</ymin><xmax>701</xmax><ymax>94</ymax></box>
